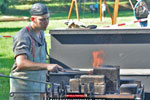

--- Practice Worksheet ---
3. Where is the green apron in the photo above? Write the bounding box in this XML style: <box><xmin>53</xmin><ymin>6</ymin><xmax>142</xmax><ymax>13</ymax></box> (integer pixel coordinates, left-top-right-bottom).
<box><xmin>10</xmin><ymin>30</ymin><xmax>47</xmax><ymax>100</ymax></box>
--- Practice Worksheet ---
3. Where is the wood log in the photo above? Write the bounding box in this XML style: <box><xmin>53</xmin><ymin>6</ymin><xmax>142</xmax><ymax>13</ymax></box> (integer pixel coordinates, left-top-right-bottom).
<box><xmin>0</xmin><ymin>17</ymin><xmax>29</xmax><ymax>22</ymax></box>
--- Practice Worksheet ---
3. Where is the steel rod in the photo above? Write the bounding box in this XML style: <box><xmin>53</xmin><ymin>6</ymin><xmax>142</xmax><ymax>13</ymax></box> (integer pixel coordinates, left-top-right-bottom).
<box><xmin>0</xmin><ymin>74</ymin><xmax>50</xmax><ymax>84</ymax></box>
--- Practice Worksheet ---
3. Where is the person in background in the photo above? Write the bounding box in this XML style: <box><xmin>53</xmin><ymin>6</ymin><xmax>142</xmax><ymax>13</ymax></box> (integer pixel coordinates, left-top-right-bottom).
<box><xmin>94</xmin><ymin>2</ymin><xmax>98</xmax><ymax>13</ymax></box>
<box><xmin>102</xmin><ymin>3</ymin><xmax>106</xmax><ymax>20</ymax></box>
<box><xmin>134</xmin><ymin>0</ymin><xmax>149</xmax><ymax>27</ymax></box>
<box><xmin>89</xmin><ymin>4</ymin><xmax>95</xmax><ymax>13</ymax></box>
<box><xmin>10</xmin><ymin>3</ymin><xmax>65</xmax><ymax>100</ymax></box>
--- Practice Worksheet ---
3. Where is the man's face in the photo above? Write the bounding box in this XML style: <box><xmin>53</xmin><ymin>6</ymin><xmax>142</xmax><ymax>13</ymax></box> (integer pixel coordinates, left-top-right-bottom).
<box><xmin>32</xmin><ymin>13</ymin><xmax>50</xmax><ymax>30</ymax></box>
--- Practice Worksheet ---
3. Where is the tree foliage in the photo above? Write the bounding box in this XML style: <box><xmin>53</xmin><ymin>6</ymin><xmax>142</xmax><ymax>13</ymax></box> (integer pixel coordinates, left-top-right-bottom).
<box><xmin>0</xmin><ymin>0</ymin><xmax>10</xmax><ymax>14</ymax></box>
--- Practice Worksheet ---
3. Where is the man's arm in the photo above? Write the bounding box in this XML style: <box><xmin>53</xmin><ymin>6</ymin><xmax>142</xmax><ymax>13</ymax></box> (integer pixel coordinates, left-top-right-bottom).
<box><xmin>16</xmin><ymin>54</ymin><xmax>64</xmax><ymax>72</ymax></box>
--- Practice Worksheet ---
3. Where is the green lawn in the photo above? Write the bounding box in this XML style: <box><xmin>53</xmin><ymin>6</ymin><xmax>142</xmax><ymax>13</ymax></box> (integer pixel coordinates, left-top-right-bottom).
<box><xmin>0</xmin><ymin>1</ymin><xmax>141</xmax><ymax>99</ymax></box>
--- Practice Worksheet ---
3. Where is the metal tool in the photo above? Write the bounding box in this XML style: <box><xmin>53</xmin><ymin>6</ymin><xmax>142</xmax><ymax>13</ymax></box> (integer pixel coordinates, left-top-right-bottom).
<box><xmin>89</xmin><ymin>81</ymin><xmax>95</xmax><ymax>98</ymax></box>
<box><xmin>84</xmin><ymin>83</ymin><xmax>88</xmax><ymax>95</ymax></box>
<box><xmin>0</xmin><ymin>74</ymin><xmax>51</xmax><ymax>85</ymax></box>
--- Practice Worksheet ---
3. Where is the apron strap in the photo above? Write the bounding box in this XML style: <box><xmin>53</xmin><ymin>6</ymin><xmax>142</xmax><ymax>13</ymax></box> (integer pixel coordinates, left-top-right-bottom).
<box><xmin>26</xmin><ymin>26</ymin><xmax>35</xmax><ymax>61</ymax></box>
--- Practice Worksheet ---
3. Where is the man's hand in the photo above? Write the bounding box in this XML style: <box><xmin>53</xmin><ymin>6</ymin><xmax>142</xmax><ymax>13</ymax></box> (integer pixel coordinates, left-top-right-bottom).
<box><xmin>47</xmin><ymin>64</ymin><xmax>65</xmax><ymax>72</ymax></box>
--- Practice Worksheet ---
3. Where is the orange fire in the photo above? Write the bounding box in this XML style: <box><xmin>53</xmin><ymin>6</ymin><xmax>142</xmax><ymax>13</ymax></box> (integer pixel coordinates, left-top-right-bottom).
<box><xmin>92</xmin><ymin>50</ymin><xmax>105</xmax><ymax>68</ymax></box>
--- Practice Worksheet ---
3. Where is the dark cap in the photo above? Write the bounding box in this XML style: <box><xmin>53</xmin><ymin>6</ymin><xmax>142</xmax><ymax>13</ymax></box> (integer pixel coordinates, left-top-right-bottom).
<box><xmin>30</xmin><ymin>3</ymin><xmax>49</xmax><ymax>16</ymax></box>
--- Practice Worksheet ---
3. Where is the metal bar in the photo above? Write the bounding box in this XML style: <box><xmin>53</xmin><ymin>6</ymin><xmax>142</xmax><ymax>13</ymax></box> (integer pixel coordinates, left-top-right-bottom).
<box><xmin>73</xmin><ymin>68</ymin><xmax>150</xmax><ymax>75</ymax></box>
<box><xmin>0</xmin><ymin>74</ymin><xmax>50</xmax><ymax>84</ymax></box>
<box><xmin>10</xmin><ymin>92</ymin><xmax>46</xmax><ymax>94</ymax></box>
<box><xmin>65</xmin><ymin>94</ymin><xmax>136</xmax><ymax>99</ymax></box>
<box><xmin>94</xmin><ymin>94</ymin><xmax>136</xmax><ymax>99</ymax></box>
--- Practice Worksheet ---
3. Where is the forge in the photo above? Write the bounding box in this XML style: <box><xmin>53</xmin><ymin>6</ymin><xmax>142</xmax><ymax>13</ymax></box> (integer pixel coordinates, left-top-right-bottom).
<box><xmin>49</xmin><ymin>28</ymin><xmax>150</xmax><ymax>100</ymax></box>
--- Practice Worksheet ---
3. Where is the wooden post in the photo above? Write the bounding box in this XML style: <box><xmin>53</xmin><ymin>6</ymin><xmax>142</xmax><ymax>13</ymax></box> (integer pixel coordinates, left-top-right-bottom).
<box><xmin>68</xmin><ymin>0</ymin><xmax>74</xmax><ymax>19</ymax></box>
<box><xmin>100</xmin><ymin>0</ymin><xmax>102</xmax><ymax>21</ymax></box>
<box><xmin>104</xmin><ymin>0</ymin><xmax>112</xmax><ymax>20</ymax></box>
<box><xmin>68</xmin><ymin>0</ymin><xmax>80</xmax><ymax>21</ymax></box>
<box><xmin>112</xmin><ymin>0</ymin><xmax>120</xmax><ymax>25</ymax></box>
<box><xmin>75</xmin><ymin>0</ymin><xmax>80</xmax><ymax>21</ymax></box>
<box><xmin>129</xmin><ymin>0</ymin><xmax>134</xmax><ymax>10</ymax></box>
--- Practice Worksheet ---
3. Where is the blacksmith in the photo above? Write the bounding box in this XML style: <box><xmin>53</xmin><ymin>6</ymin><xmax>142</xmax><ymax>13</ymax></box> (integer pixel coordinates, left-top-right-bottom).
<box><xmin>10</xmin><ymin>3</ymin><xmax>64</xmax><ymax>100</ymax></box>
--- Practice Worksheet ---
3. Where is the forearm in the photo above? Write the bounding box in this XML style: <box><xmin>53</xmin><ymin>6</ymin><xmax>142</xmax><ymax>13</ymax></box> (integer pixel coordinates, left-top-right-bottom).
<box><xmin>15</xmin><ymin>54</ymin><xmax>64</xmax><ymax>72</ymax></box>
<box><xmin>17</xmin><ymin>58</ymin><xmax>48</xmax><ymax>71</ymax></box>
<box><xmin>15</xmin><ymin>54</ymin><xmax>48</xmax><ymax>71</ymax></box>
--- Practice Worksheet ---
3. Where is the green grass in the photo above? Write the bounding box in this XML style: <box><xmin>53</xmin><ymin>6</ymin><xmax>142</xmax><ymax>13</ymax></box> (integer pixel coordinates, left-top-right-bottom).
<box><xmin>0</xmin><ymin>1</ymin><xmax>141</xmax><ymax>99</ymax></box>
<box><xmin>0</xmin><ymin>41</ymin><xmax>13</xmax><ymax>99</ymax></box>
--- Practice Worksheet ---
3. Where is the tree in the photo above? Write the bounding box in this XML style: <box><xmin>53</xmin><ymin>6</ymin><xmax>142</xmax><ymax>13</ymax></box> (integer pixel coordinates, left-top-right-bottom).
<box><xmin>0</xmin><ymin>0</ymin><xmax>8</xmax><ymax>14</ymax></box>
